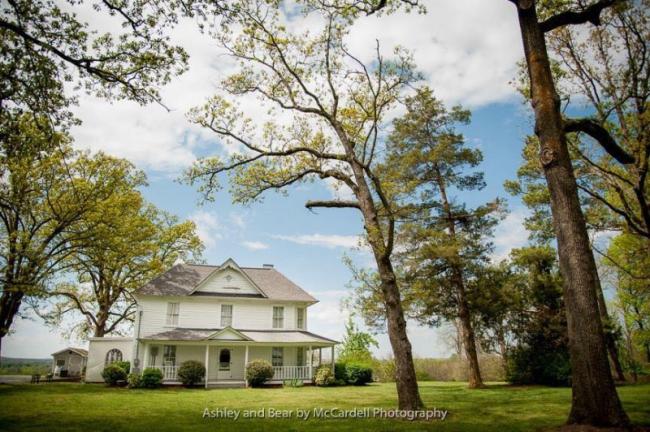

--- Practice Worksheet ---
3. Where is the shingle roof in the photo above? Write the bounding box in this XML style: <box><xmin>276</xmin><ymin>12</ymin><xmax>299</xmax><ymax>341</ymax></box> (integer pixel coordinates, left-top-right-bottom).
<box><xmin>136</xmin><ymin>260</ymin><xmax>318</xmax><ymax>303</ymax></box>
<box><xmin>141</xmin><ymin>328</ymin><xmax>337</xmax><ymax>344</ymax></box>
<box><xmin>51</xmin><ymin>347</ymin><xmax>88</xmax><ymax>357</ymax></box>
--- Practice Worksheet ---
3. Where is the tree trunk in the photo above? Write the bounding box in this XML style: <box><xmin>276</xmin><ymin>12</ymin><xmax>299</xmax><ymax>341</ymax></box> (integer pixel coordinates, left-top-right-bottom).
<box><xmin>348</xmin><ymin>156</ymin><xmax>423</xmax><ymax>410</ymax></box>
<box><xmin>496</xmin><ymin>326</ymin><xmax>508</xmax><ymax>376</ymax></box>
<box><xmin>514</xmin><ymin>1</ymin><xmax>629</xmax><ymax>426</ymax></box>
<box><xmin>0</xmin><ymin>287</ymin><xmax>25</xmax><ymax>360</ymax></box>
<box><xmin>594</xmin><ymin>276</ymin><xmax>626</xmax><ymax>381</ymax></box>
<box><xmin>436</xmin><ymin>168</ymin><xmax>484</xmax><ymax>388</ymax></box>
<box><xmin>453</xmin><ymin>267</ymin><xmax>485</xmax><ymax>388</ymax></box>
<box><xmin>375</xmin><ymin>253</ymin><xmax>424</xmax><ymax>409</ymax></box>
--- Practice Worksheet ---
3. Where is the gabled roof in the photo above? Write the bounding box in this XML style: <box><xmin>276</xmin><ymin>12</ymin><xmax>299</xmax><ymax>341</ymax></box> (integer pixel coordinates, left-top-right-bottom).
<box><xmin>51</xmin><ymin>347</ymin><xmax>88</xmax><ymax>357</ymax></box>
<box><xmin>188</xmin><ymin>258</ymin><xmax>267</xmax><ymax>297</ymax></box>
<box><xmin>136</xmin><ymin>259</ymin><xmax>318</xmax><ymax>303</ymax></box>
<box><xmin>206</xmin><ymin>326</ymin><xmax>253</xmax><ymax>341</ymax></box>
<box><xmin>141</xmin><ymin>328</ymin><xmax>338</xmax><ymax>345</ymax></box>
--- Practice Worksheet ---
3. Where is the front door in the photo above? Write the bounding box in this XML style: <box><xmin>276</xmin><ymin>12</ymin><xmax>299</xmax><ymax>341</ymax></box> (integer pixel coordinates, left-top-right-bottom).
<box><xmin>217</xmin><ymin>348</ymin><xmax>232</xmax><ymax>379</ymax></box>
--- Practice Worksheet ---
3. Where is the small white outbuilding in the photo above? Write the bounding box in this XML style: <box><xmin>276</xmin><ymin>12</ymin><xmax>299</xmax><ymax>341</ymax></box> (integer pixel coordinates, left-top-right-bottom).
<box><xmin>51</xmin><ymin>347</ymin><xmax>88</xmax><ymax>377</ymax></box>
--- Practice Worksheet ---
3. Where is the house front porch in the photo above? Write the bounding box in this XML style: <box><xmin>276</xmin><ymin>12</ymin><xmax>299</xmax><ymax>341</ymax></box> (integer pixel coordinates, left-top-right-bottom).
<box><xmin>137</xmin><ymin>327</ymin><xmax>337</xmax><ymax>387</ymax></box>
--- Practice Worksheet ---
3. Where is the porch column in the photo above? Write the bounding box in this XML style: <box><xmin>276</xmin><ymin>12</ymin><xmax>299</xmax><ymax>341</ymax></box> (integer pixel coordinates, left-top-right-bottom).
<box><xmin>308</xmin><ymin>345</ymin><xmax>313</xmax><ymax>379</ymax></box>
<box><xmin>330</xmin><ymin>345</ymin><xmax>335</xmax><ymax>374</ymax></box>
<box><xmin>244</xmin><ymin>345</ymin><xmax>249</xmax><ymax>387</ymax></box>
<box><xmin>204</xmin><ymin>344</ymin><xmax>210</xmax><ymax>389</ymax></box>
<box><xmin>319</xmin><ymin>348</ymin><xmax>322</xmax><ymax>366</ymax></box>
<box><xmin>142</xmin><ymin>343</ymin><xmax>149</xmax><ymax>372</ymax></box>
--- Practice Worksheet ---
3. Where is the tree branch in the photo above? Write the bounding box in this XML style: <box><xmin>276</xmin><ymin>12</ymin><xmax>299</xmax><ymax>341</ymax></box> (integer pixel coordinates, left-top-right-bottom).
<box><xmin>305</xmin><ymin>200</ymin><xmax>361</xmax><ymax>210</ymax></box>
<box><xmin>539</xmin><ymin>0</ymin><xmax>620</xmax><ymax>33</ymax></box>
<box><xmin>564</xmin><ymin>117</ymin><xmax>635</xmax><ymax>164</ymax></box>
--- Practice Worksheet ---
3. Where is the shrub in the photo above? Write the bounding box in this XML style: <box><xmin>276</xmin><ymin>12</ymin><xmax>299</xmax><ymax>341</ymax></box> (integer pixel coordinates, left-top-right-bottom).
<box><xmin>314</xmin><ymin>366</ymin><xmax>335</xmax><ymax>386</ymax></box>
<box><xmin>283</xmin><ymin>378</ymin><xmax>304</xmax><ymax>388</ymax></box>
<box><xmin>345</xmin><ymin>363</ymin><xmax>373</xmax><ymax>385</ymax></box>
<box><xmin>101</xmin><ymin>364</ymin><xmax>127</xmax><ymax>386</ymax></box>
<box><xmin>506</xmin><ymin>346</ymin><xmax>571</xmax><ymax>386</ymax></box>
<box><xmin>245</xmin><ymin>360</ymin><xmax>274</xmax><ymax>387</ymax></box>
<box><xmin>114</xmin><ymin>361</ymin><xmax>130</xmax><ymax>374</ymax></box>
<box><xmin>127</xmin><ymin>373</ymin><xmax>142</xmax><ymax>389</ymax></box>
<box><xmin>334</xmin><ymin>362</ymin><xmax>348</xmax><ymax>382</ymax></box>
<box><xmin>177</xmin><ymin>360</ymin><xmax>206</xmax><ymax>387</ymax></box>
<box><xmin>141</xmin><ymin>367</ymin><xmax>163</xmax><ymax>388</ymax></box>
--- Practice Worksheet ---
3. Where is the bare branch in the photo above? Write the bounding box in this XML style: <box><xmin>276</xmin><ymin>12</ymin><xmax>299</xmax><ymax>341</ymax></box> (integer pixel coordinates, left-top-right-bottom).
<box><xmin>539</xmin><ymin>0</ymin><xmax>620</xmax><ymax>33</ymax></box>
<box><xmin>564</xmin><ymin>117</ymin><xmax>635</xmax><ymax>165</ymax></box>
<box><xmin>305</xmin><ymin>200</ymin><xmax>361</xmax><ymax>210</ymax></box>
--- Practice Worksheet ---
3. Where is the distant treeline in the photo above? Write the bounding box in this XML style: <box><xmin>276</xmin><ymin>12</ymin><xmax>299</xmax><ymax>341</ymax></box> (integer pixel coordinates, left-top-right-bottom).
<box><xmin>373</xmin><ymin>355</ymin><xmax>505</xmax><ymax>383</ymax></box>
<box><xmin>0</xmin><ymin>357</ymin><xmax>51</xmax><ymax>375</ymax></box>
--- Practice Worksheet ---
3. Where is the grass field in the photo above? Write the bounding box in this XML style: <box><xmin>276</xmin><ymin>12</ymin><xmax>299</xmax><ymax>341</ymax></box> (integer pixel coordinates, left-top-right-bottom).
<box><xmin>0</xmin><ymin>382</ymin><xmax>648</xmax><ymax>431</ymax></box>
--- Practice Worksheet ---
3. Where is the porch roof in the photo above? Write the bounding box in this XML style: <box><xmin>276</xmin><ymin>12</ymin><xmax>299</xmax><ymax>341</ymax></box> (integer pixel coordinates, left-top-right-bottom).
<box><xmin>141</xmin><ymin>328</ymin><xmax>338</xmax><ymax>345</ymax></box>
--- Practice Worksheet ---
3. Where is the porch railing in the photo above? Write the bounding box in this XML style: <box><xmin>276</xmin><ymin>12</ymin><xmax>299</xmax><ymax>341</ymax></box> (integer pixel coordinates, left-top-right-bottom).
<box><xmin>272</xmin><ymin>366</ymin><xmax>311</xmax><ymax>380</ymax></box>
<box><xmin>151</xmin><ymin>365</ymin><xmax>178</xmax><ymax>381</ymax></box>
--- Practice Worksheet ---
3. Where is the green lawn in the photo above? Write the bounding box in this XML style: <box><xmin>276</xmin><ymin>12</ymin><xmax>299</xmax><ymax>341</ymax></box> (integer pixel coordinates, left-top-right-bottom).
<box><xmin>0</xmin><ymin>382</ymin><xmax>648</xmax><ymax>431</ymax></box>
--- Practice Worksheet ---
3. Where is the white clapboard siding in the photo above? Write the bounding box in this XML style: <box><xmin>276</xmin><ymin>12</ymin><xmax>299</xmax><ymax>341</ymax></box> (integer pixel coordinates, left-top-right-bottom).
<box><xmin>137</xmin><ymin>297</ymin><xmax>303</xmax><ymax>336</ymax></box>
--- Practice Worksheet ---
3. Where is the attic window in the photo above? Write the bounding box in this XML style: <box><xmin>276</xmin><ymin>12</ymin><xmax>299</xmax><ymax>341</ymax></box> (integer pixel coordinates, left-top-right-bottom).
<box><xmin>225</xmin><ymin>275</ymin><xmax>233</xmax><ymax>282</ymax></box>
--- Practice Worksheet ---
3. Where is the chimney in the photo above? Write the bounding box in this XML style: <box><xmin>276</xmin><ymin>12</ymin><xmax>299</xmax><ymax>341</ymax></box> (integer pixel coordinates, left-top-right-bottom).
<box><xmin>263</xmin><ymin>264</ymin><xmax>274</xmax><ymax>269</ymax></box>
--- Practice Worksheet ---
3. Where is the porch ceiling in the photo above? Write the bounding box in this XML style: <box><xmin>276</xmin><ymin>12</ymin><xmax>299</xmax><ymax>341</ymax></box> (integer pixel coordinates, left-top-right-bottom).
<box><xmin>140</xmin><ymin>328</ymin><xmax>337</xmax><ymax>345</ymax></box>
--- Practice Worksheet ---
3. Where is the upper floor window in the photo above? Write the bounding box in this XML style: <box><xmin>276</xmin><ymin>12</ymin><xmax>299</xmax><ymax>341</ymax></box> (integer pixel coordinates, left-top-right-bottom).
<box><xmin>272</xmin><ymin>306</ymin><xmax>284</xmax><ymax>329</ymax></box>
<box><xmin>296</xmin><ymin>307</ymin><xmax>305</xmax><ymax>329</ymax></box>
<box><xmin>166</xmin><ymin>302</ymin><xmax>179</xmax><ymax>326</ymax></box>
<box><xmin>272</xmin><ymin>347</ymin><xmax>283</xmax><ymax>366</ymax></box>
<box><xmin>221</xmin><ymin>304</ymin><xmax>233</xmax><ymax>327</ymax></box>
<box><xmin>105</xmin><ymin>349</ymin><xmax>122</xmax><ymax>366</ymax></box>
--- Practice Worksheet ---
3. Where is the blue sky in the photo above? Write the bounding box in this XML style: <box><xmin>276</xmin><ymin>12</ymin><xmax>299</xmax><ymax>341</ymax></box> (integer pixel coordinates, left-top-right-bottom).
<box><xmin>3</xmin><ymin>0</ymin><xmax>539</xmax><ymax>359</ymax></box>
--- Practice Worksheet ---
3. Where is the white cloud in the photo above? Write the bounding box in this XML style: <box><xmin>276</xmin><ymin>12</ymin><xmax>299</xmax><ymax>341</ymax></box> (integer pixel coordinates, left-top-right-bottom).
<box><xmin>271</xmin><ymin>233</ymin><xmax>364</xmax><ymax>249</ymax></box>
<box><xmin>189</xmin><ymin>210</ymin><xmax>221</xmax><ymax>250</ymax></box>
<box><xmin>492</xmin><ymin>208</ymin><xmax>530</xmax><ymax>262</ymax></box>
<box><xmin>230</xmin><ymin>213</ymin><xmax>246</xmax><ymax>229</ymax></box>
<box><xmin>242</xmin><ymin>240</ymin><xmax>270</xmax><ymax>251</ymax></box>
<box><xmin>64</xmin><ymin>1</ymin><xmax>523</xmax><ymax>175</ymax></box>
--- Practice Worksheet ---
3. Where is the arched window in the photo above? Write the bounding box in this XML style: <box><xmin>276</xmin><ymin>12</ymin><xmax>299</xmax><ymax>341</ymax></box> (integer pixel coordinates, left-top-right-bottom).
<box><xmin>219</xmin><ymin>349</ymin><xmax>230</xmax><ymax>370</ymax></box>
<box><xmin>105</xmin><ymin>349</ymin><xmax>123</xmax><ymax>366</ymax></box>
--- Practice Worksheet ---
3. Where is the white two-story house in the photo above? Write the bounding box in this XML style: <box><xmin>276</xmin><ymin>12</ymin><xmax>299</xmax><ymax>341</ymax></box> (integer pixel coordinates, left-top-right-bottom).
<box><xmin>85</xmin><ymin>259</ymin><xmax>337</xmax><ymax>386</ymax></box>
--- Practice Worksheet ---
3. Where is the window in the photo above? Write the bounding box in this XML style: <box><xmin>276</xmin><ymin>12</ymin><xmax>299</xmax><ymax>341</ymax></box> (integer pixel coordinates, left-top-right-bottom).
<box><xmin>296</xmin><ymin>348</ymin><xmax>304</xmax><ymax>366</ymax></box>
<box><xmin>163</xmin><ymin>345</ymin><xmax>176</xmax><ymax>366</ymax></box>
<box><xmin>296</xmin><ymin>307</ymin><xmax>305</xmax><ymax>329</ymax></box>
<box><xmin>272</xmin><ymin>306</ymin><xmax>284</xmax><ymax>329</ymax></box>
<box><xmin>56</xmin><ymin>359</ymin><xmax>65</xmax><ymax>366</ymax></box>
<box><xmin>221</xmin><ymin>304</ymin><xmax>233</xmax><ymax>327</ymax></box>
<box><xmin>166</xmin><ymin>302</ymin><xmax>179</xmax><ymax>326</ymax></box>
<box><xmin>272</xmin><ymin>347</ymin><xmax>284</xmax><ymax>367</ymax></box>
<box><xmin>105</xmin><ymin>349</ymin><xmax>123</xmax><ymax>366</ymax></box>
<box><xmin>219</xmin><ymin>349</ymin><xmax>230</xmax><ymax>371</ymax></box>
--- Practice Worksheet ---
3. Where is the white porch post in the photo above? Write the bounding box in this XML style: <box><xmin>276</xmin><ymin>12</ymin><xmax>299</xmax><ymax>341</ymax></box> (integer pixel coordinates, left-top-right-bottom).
<box><xmin>319</xmin><ymin>348</ymin><xmax>322</xmax><ymax>366</ymax></box>
<box><xmin>244</xmin><ymin>345</ymin><xmax>249</xmax><ymax>387</ymax></box>
<box><xmin>331</xmin><ymin>345</ymin><xmax>335</xmax><ymax>374</ymax></box>
<box><xmin>204</xmin><ymin>344</ymin><xmax>210</xmax><ymax>389</ymax></box>
<box><xmin>142</xmin><ymin>343</ymin><xmax>149</xmax><ymax>372</ymax></box>
<box><xmin>308</xmin><ymin>345</ymin><xmax>313</xmax><ymax>379</ymax></box>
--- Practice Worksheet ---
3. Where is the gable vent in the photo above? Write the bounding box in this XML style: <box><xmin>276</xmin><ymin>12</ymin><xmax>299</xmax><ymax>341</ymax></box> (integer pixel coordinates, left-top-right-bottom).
<box><xmin>263</xmin><ymin>264</ymin><xmax>274</xmax><ymax>268</ymax></box>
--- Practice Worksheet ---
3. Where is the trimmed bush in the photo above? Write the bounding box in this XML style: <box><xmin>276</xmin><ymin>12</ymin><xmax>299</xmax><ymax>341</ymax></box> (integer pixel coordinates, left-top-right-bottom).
<box><xmin>314</xmin><ymin>366</ymin><xmax>335</xmax><ymax>386</ymax></box>
<box><xmin>334</xmin><ymin>362</ymin><xmax>348</xmax><ymax>382</ymax></box>
<box><xmin>245</xmin><ymin>360</ymin><xmax>274</xmax><ymax>387</ymax></box>
<box><xmin>177</xmin><ymin>360</ymin><xmax>206</xmax><ymax>387</ymax></box>
<box><xmin>345</xmin><ymin>363</ymin><xmax>373</xmax><ymax>385</ymax></box>
<box><xmin>141</xmin><ymin>367</ymin><xmax>163</xmax><ymax>388</ymax></box>
<box><xmin>506</xmin><ymin>346</ymin><xmax>571</xmax><ymax>387</ymax></box>
<box><xmin>101</xmin><ymin>364</ymin><xmax>127</xmax><ymax>386</ymax></box>
<box><xmin>127</xmin><ymin>373</ymin><xmax>142</xmax><ymax>389</ymax></box>
<box><xmin>114</xmin><ymin>361</ymin><xmax>130</xmax><ymax>374</ymax></box>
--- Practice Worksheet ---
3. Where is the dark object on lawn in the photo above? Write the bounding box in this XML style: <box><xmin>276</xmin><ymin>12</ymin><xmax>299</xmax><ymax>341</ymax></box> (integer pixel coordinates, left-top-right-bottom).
<box><xmin>30</xmin><ymin>374</ymin><xmax>41</xmax><ymax>384</ymax></box>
